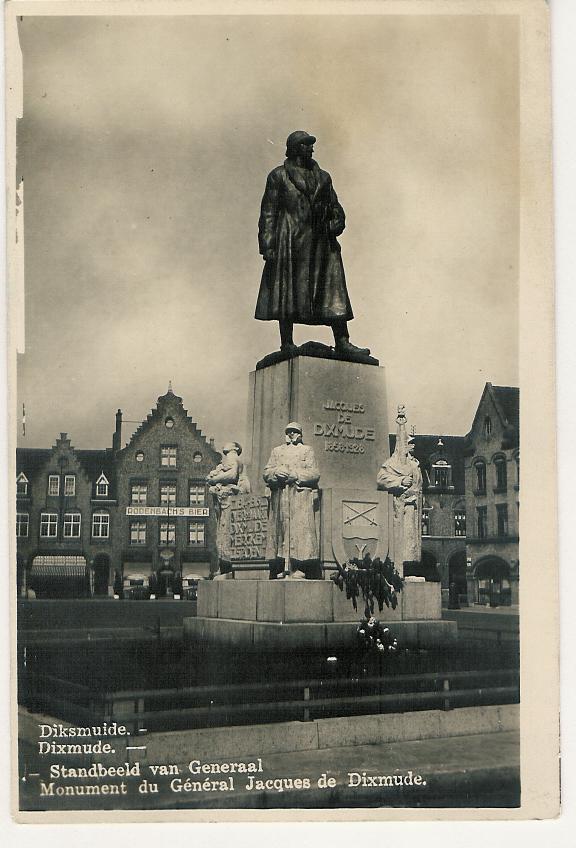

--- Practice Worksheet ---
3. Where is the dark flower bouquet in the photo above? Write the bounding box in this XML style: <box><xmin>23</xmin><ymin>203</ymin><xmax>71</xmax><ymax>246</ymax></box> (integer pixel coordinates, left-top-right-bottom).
<box><xmin>331</xmin><ymin>553</ymin><xmax>404</xmax><ymax>618</ymax></box>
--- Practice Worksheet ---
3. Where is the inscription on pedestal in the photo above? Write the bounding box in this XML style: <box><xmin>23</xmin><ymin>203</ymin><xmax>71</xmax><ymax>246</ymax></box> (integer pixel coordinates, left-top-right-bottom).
<box><xmin>313</xmin><ymin>397</ymin><xmax>376</xmax><ymax>456</ymax></box>
<box><xmin>226</xmin><ymin>494</ymin><xmax>269</xmax><ymax>562</ymax></box>
<box><xmin>247</xmin><ymin>357</ymin><xmax>389</xmax><ymax>493</ymax></box>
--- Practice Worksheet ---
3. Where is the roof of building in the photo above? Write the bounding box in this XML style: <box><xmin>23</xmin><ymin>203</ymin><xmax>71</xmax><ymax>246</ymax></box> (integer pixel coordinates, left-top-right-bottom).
<box><xmin>490</xmin><ymin>385</ymin><xmax>519</xmax><ymax>431</ymax></box>
<box><xmin>464</xmin><ymin>383</ymin><xmax>520</xmax><ymax>453</ymax></box>
<box><xmin>17</xmin><ymin>444</ymin><xmax>117</xmax><ymax>495</ymax></box>
<box><xmin>123</xmin><ymin>389</ymin><xmax>219</xmax><ymax>459</ymax></box>
<box><xmin>388</xmin><ymin>433</ymin><xmax>466</xmax><ymax>494</ymax></box>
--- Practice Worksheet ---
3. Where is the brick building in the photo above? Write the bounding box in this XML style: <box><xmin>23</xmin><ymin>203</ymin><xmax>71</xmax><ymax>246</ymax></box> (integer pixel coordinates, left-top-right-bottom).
<box><xmin>16</xmin><ymin>387</ymin><xmax>220</xmax><ymax>598</ymax></box>
<box><xmin>16</xmin><ymin>434</ymin><xmax>117</xmax><ymax>598</ymax></box>
<box><xmin>462</xmin><ymin>384</ymin><xmax>520</xmax><ymax>606</ymax></box>
<box><xmin>114</xmin><ymin>386</ymin><xmax>220</xmax><ymax>597</ymax></box>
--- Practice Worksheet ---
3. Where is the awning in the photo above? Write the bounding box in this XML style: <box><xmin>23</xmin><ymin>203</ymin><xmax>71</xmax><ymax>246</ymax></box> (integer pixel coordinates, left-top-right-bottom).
<box><xmin>182</xmin><ymin>561</ymin><xmax>211</xmax><ymax>579</ymax></box>
<box><xmin>30</xmin><ymin>555</ymin><xmax>87</xmax><ymax>578</ymax></box>
<box><xmin>123</xmin><ymin>562</ymin><xmax>152</xmax><ymax>579</ymax></box>
<box><xmin>29</xmin><ymin>555</ymin><xmax>89</xmax><ymax>598</ymax></box>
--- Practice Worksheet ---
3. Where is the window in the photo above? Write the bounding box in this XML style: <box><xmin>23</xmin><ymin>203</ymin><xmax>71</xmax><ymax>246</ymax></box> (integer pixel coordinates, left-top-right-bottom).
<box><xmin>16</xmin><ymin>513</ymin><xmax>29</xmax><ymax>538</ymax></box>
<box><xmin>165</xmin><ymin>417</ymin><xmax>174</xmax><ymax>429</ymax></box>
<box><xmin>130</xmin><ymin>521</ymin><xmax>147</xmax><ymax>545</ymax></box>
<box><xmin>136</xmin><ymin>451</ymin><xmax>144</xmax><ymax>463</ymax></box>
<box><xmin>92</xmin><ymin>512</ymin><xmax>110</xmax><ymax>539</ymax></box>
<box><xmin>476</xmin><ymin>507</ymin><xmax>488</xmax><ymax>539</ymax></box>
<box><xmin>63</xmin><ymin>512</ymin><xmax>81</xmax><ymax>538</ymax></box>
<box><xmin>432</xmin><ymin>463</ymin><xmax>451</xmax><ymax>489</ymax></box>
<box><xmin>64</xmin><ymin>475</ymin><xmax>76</xmax><ymax>496</ymax></box>
<box><xmin>131</xmin><ymin>483</ymin><xmax>148</xmax><ymax>505</ymax></box>
<box><xmin>483</xmin><ymin>416</ymin><xmax>492</xmax><ymax>436</ymax></box>
<box><xmin>189</xmin><ymin>483</ymin><xmax>206</xmax><ymax>506</ymax></box>
<box><xmin>454</xmin><ymin>511</ymin><xmax>466</xmax><ymax>537</ymax></box>
<box><xmin>474</xmin><ymin>461</ymin><xmax>487</xmax><ymax>495</ymax></box>
<box><xmin>160</xmin><ymin>521</ymin><xmax>176</xmax><ymax>546</ymax></box>
<box><xmin>96</xmin><ymin>473</ymin><xmax>109</xmax><ymax>497</ymax></box>
<box><xmin>16</xmin><ymin>473</ymin><xmax>29</xmax><ymax>496</ymax></box>
<box><xmin>494</xmin><ymin>457</ymin><xmax>507</xmax><ymax>491</ymax></box>
<box><xmin>160</xmin><ymin>483</ymin><xmax>177</xmax><ymax>505</ymax></box>
<box><xmin>193</xmin><ymin>451</ymin><xmax>202</xmax><ymax>464</ymax></box>
<box><xmin>496</xmin><ymin>504</ymin><xmax>509</xmax><ymax>537</ymax></box>
<box><xmin>189</xmin><ymin>521</ymin><xmax>205</xmax><ymax>545</ymax></box>
<box><xmin>40</xmin><ymin>512</ymin><xmax>58</xmax><ymax>538</ymax></box>
<box><xmin>161</xmin><ymin>446</ymin><xmax>177</xmax><ymax>467</ymax></box>
<box><xmin>421</xmin><ymin>510</ymin><xmax>431</xmax><ymax>537</ymax></box>
<box><xmin>48</xmin><ymin>475</ymin><xmax>60</xmax><ymax>496</ymax></box>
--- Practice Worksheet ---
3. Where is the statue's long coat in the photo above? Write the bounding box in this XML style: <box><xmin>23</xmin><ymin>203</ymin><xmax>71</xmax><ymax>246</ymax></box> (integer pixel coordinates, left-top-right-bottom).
<box><xmin>263</xmin><ymin>442</ymin><xmax>320</xmax><ymax>563</ymax></box>
<box><xmin>377</xmin><ymin>454</ymin><xmax>423</xmax><ymax>568</ymax></box>
<box><xmin>255</xmin><ymin>159</ymin><xmax>354</xmax><ymax>324</ymax></box>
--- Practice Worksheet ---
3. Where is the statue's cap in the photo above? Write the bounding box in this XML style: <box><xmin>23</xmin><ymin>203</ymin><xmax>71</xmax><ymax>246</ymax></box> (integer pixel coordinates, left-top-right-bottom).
<box><xmin>285</xmin><ymin>421</ymin><xmax>303</xmax><ymax>434</ymax></box>
<box><xmin>222</xmin><ymin>441</ymin><xmax>241</xmax><ymax>455</ymax></box>
<box><xmin>286</xmin><ymin>130</ymin><xmax>316</xmax><ymax>150</ymax></box>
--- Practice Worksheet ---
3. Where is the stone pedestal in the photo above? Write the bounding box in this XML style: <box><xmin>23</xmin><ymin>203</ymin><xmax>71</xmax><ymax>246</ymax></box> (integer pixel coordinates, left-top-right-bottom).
<box><xmin>185</xmin><ymin>578</ymin><xmax>455</xmax><ymax>650</ymax></box>
<box><xmin>246</xmin><ymin>355</ymin><xmax>389</xmax><ymax>495</ymax></box>
<box><xmin>245</xmin><ymin>354</ymin><xmax>391</xmax><ymax>569</ymax></box>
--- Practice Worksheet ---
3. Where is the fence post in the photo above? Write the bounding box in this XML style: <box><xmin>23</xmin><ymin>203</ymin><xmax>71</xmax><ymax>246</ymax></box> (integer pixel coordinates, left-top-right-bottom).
<box><xmin>442</xmin><ymin>678</ymin><xmax>451</xmax><ymax>711</ymax></box>
<box><xmin>303</xmin><ymin>687</ymin><xmax>311</xmax><ymax>722</ymax></box>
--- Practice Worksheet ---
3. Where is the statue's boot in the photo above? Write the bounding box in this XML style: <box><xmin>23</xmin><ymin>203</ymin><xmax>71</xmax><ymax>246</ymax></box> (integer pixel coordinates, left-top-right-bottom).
<box><xmin>286</xmin><ymin>569</ymin><xmax>306</xmax><ymax>580</ymax></box>
<box><xmin>280</xmin><ymin>342</ymin><xmax>299</xmax><ymax>354</ymax></box>
<box><xmin>335</xmin><ymin>338</ymin><xmax>371</xmax><ymax>356</ymax></box>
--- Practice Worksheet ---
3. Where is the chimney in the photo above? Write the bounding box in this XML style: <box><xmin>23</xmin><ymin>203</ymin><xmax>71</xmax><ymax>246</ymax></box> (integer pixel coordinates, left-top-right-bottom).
<box><xmin>209</xmin><ymin>437</ymin><xmax>215</xmax><ymax>450</ymax></box>
<box><xmin>113</xmin><ymin>409</ymin><xmax>122</xmax><ymax>453</ymax></box>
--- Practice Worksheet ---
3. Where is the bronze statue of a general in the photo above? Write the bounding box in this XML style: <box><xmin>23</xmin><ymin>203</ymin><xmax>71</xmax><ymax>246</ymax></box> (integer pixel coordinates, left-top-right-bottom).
<box><xmin>255</xmin><ymin>131</ymin><xmax>369</xmax><ymax>356</ymax></box>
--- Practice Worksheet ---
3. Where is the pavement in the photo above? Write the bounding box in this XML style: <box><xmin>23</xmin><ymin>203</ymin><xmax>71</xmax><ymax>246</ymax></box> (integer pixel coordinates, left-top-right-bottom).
<box><xmin>18</xmin><ymin>726</ymin><xmax>519</xmax><ymax>812</ymax></box>
<box><xmin>442</xmin><ymin>606</ymin><xmax>519</xmax><ymax>642</ymax></box>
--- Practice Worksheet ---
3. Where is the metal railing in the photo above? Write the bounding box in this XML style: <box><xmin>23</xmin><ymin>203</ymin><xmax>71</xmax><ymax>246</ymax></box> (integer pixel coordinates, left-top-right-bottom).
<box><xmin>22</xmin><ymin>668</ymin><xmax>519</xmax><ymax>733</ymax></box>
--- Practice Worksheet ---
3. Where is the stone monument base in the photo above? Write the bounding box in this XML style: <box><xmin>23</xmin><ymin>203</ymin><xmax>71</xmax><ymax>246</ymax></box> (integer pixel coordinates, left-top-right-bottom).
<box><xmin>183</xmin><ymin>579</ymin><xmax>457</xmax><ymax>650</ymax></box>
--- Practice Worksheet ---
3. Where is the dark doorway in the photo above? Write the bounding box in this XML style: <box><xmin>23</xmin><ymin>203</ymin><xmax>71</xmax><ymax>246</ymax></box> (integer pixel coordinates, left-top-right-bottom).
<box><xmin>475</xmin><ymin>557</ymin><xmax>512</xmax><ymax>607</ymax></box>
<box><xmin>448</xmin><ymin>550</ymin><xmax>468</xmax><ymax>606</ymax></box>
<box><xmin>93</xmin><ymin>555</ymin><xmax>111</xmax><ymax>597</ymax></box>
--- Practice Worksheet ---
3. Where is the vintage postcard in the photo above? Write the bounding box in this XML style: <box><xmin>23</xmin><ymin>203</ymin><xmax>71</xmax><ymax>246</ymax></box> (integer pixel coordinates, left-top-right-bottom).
<box><xmin>5</xmin><ymin>0</ymin><xmax>558</xmax><ymax>823</ymax></box>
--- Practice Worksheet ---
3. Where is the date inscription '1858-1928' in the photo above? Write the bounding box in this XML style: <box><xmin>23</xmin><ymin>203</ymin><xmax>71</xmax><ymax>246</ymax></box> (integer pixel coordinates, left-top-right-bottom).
<box><xmin>314</xmin><ymin>398</ymin><xmax>376</xmax><ymax>455</ymax></box>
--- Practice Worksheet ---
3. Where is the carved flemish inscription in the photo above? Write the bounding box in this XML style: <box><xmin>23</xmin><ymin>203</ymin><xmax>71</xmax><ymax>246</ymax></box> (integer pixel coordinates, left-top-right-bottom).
<box><xmin>226</xmin><ymin>495</ymin><xmax>269</xmax><ymax>561</ymax></box>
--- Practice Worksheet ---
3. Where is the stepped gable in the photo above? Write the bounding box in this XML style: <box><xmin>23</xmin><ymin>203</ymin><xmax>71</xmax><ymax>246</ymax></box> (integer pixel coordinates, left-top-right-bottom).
<box><xmin>123</xmin><ymin>387</ymin><xmax>220</xmax><ymax>460</ymax></box>
<box><xmin>17</xmin><ymin>436</ymin><xmax>117</xmax><ymax>498</ymax></box>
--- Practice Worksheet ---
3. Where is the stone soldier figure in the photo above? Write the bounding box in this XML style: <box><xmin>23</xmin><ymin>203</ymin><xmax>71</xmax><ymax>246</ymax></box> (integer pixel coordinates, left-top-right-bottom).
<box><xmin>255</xmin><ymin>130</ymin><xmax>369</xmax><ymax>356</ymax></box>
<box><xmin>263</xmin><ymin>422</ymin><xmax>321</xmax><ymax>579</ymax></box>
<box><xmin>207</xmin><ymin>442</ymin><xmax>251</xmax><ymax>576</ymax></box>
<box><xmin>377</xmin><ymin>407</ymin><xmax>423</xmax><ymax>573</ymax></box>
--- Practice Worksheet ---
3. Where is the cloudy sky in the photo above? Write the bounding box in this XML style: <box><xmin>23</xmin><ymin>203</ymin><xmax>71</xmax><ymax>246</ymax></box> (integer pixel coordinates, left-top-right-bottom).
<box><xmin>16</xmin><ymin>12</ymin><xmax>519</xmax><ymax>451</ymax></box>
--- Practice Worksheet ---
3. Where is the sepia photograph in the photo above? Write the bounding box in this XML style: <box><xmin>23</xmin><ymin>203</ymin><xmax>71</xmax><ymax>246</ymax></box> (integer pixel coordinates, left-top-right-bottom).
<box><xmin>5</xmin><ymin>0</ymin><xmax>557</xmax><ymax>822</ymax></box>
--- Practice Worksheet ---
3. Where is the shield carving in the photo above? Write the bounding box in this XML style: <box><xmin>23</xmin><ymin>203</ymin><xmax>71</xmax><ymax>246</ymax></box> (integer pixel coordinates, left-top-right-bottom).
<box><xmin>328</xmin><ymin>488</ymin><xmax>392</xmax><ymax>566</ymax></box>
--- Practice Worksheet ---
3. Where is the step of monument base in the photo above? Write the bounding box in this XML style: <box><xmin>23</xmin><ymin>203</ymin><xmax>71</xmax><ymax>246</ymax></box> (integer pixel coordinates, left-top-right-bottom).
<box><xmin>183</xmin><ymin>617</ymin><xmax>457</xmax><ymax>650</ymax></box>
<box><xmin>197</xmin><ymin>578</ymin><xmax>441</xmax><ymax>623</ymax></box>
